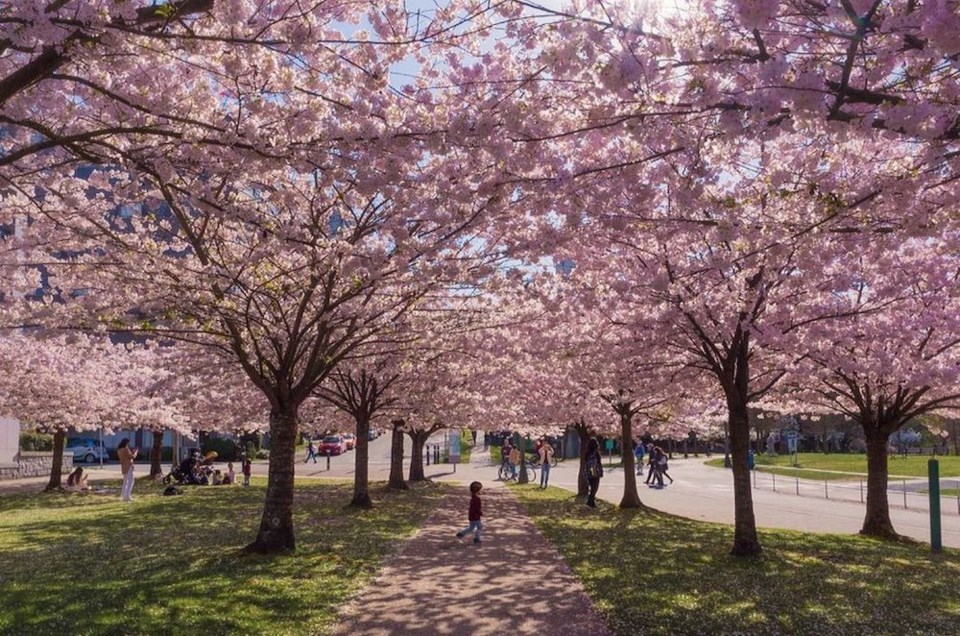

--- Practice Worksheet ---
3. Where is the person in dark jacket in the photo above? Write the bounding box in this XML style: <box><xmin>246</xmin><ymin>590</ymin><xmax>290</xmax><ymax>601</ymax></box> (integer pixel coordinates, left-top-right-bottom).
<box><xmin>455</xmin><ymin>481</ymin><xmax>484</xmax><ymax>544</ymax></box>
<box><xmin>583</xmin><ymin>437</ymin><xmax>604</xmax><ymax>508</ymax></box>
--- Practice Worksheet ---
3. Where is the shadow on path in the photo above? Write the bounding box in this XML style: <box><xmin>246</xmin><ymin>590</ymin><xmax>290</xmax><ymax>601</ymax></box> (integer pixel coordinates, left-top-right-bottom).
<box><xmin>333</xmin><ymin>482</ymin><xmax>611</xmax><ymax>635</ymax></box>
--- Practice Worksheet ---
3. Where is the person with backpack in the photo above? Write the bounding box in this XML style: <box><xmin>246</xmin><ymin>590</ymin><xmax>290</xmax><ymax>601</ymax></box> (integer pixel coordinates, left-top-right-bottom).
<box><xmin>583</xmin><ymin>437</ymin><xmax>603</xmax><ymax>508</ymax></box>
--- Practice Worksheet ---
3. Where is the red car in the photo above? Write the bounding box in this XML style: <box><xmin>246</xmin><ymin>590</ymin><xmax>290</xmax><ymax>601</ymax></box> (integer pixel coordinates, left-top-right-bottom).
<box><xmin>342</xmin><ymin>433</ymin><xmax>357</xmax><ymax>450</ymax></box>
<box><xmin>318</xmin><ymin>435</ymin><xmax>346</xmax><ymax>456</ymax></box>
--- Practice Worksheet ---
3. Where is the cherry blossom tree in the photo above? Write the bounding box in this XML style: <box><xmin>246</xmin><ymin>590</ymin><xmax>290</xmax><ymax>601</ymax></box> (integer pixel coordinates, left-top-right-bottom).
<box><xmin>786</xmin><ymin>237</ymin><xmax>960</xmax><ymax>539</ymax></box>
<box><xmin>0</xmin><ymin>332</ymin><xmax>116</xmax><ymax>490</ymax></box>
<box><xmin>313</xmin><ymin>359</ymin><xmax>401</xmax><ymax>508</ymax></box>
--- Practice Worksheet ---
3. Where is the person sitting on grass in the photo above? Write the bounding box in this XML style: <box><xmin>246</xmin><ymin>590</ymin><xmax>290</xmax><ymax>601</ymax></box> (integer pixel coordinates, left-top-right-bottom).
<box><xmin>222</xmin><ymin>462</ymin><xmax>236</xmax><ymax>485</ymax></box>
<box><xmin>66</xmin><ymin>466</ymin><xmax>88</xmax><ymax>491</ymax></box>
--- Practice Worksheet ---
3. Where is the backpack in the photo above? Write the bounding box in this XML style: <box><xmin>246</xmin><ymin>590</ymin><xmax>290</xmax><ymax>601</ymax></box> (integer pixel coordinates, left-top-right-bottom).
<box><xmin>585</xmin><ymin>456</ymin><xmax>601</xmax><ymax>479</ymax></box>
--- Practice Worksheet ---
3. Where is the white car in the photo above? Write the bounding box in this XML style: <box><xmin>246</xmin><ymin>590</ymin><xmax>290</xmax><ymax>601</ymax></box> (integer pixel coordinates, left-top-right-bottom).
<box><xmin>65</xmin><ymin>438</ymin><xmax>109</xmax><ymax>463</ymax></box>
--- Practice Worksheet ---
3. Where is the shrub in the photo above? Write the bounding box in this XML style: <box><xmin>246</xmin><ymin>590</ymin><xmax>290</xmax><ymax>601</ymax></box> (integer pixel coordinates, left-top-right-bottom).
<box><xmin>20</xmin><ymin>431</ymin><xmax>53</xmax><ymax>451</ymax></box>
<box><xmin>202</xmin><ymin>437</ymin><xmax>239</xmax><ymax>462</ymax></box>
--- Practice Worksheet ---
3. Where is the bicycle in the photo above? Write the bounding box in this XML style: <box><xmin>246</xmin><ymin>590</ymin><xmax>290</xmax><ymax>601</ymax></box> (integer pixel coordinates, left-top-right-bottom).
<box><xmin>498</xmin><ymin>459</ymin><xmax>537</xmax><ymax>482</ymax></box>
<box><xmin>527</xmin><ymin>452</ymin><xmax>559</xmax><ymax>468</ymax></box>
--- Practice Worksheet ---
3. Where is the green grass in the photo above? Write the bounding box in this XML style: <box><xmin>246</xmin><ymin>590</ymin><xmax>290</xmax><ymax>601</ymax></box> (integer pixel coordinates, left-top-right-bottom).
<box><xmin>922</xmin><ymin>489</ymin><xmax>960</xmax><ymax>497</ymax></box>
<box><xmin>0</xmin><ymin>477</ymin><xmax>450</xmax><ymax>636</ymax></box>
<box><xmin>459</xmin><ymin>430</ymin><xmax>472</xmax><ymax>464</ymax></box>
<box><xmin>510</xmin><ymin>485</ymin><xmax>960</xmax><ymax>636</ymax></box>
<box><xmin>705</xmin><ymin>453</ymin><xmax>960</xmax><ymax>480</ymax></box>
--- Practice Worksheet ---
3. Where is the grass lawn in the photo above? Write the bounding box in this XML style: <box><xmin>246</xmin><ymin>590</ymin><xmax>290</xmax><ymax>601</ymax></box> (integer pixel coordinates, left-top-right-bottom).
<box><xmin>510</xmin><ymin>485</ymin><xmax>960</xmax><ymax>636</ymax></box>
<box><xmin>0</xmin><ymin>477</ymin><xmax>449</xmax><ymax>636</ymax></box>
<box><xmin>705</xmin><ymin>452</ymin><xmax>960</xmax><ymax>480</ymax></box>
<box><xmin>459</xmin><ymin>430</ymin><xmax>472</xmax><ymax>464</ymax></box>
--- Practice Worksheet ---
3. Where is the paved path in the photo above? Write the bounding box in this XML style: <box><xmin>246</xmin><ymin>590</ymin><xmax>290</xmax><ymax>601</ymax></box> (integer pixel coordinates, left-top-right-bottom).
<box><xmin>332</xmin><ymin>483</ymin><xmax>612</xmax><ymax>636</ymax></box>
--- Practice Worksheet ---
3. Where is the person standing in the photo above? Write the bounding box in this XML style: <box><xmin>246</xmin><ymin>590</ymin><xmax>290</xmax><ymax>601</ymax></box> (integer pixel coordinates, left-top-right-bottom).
<box><xmin>538</xmin><ymin>439</ymin><xmax>554</xmax><ymax>489</ymax></box>
<box><xmin>508</xmin><ymin>444</ymin><xmax>521</xmax><ymax>480</ymax></box>
<box><xmin>455</xmin><ymin>481</ymin><xmax>484</xmax><ymax>544</ymax></box>
<box><xmin>117</xmin><ymin>439</ymin><xmax>138</xmax><ymax>502</ymax></box>
<box><xmin>583</xmin><ymin>437</ymin><xmax>603</xmax><ymax>508</ymax></box>
<box><xmin>501</xmin><ymin>438</ymin><xmax>513</xmax><ymax>476</ymax></box>
<box><xmin>241</xmin><ymin>453</ymin><xmax>252</xmax><ymax>487</ymax></box>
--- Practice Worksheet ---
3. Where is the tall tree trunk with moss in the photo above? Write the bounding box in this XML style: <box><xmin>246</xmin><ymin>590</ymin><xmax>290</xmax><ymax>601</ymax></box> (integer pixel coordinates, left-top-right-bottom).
<box><xmin>44</xmin><ymin>430</ymin><xmax>66</xmax><ymax>491</ymax></box>
<box><xmin>388</xmin><ymin>419</ymin><xmax>408</xmax><ymax>491</ymax></box>
<box><xmin>619</xmin><ymin>410</ymin><xmax>642</xmax><ymax>509</ymax></box>
<box><xmin>351</xmin><ymin>414</ymin><xmax>372</xmax><ymax>508</ymax></box>
<box><xmin>244</xmin><ymin>406</ymin><xmax>299</xmax><ymax>554</ymax></box>
<box><xmin>149</xmin><ymin>430</ymin><xmax>164</xmax><ymax>479</ymax></box>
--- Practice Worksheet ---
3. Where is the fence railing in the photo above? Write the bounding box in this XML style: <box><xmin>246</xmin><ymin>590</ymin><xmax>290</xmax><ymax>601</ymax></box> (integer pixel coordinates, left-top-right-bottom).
<box><xmin>751</xmin><ymin>469</ymin><xmax>960</xmax><ymax>515</ymax></box>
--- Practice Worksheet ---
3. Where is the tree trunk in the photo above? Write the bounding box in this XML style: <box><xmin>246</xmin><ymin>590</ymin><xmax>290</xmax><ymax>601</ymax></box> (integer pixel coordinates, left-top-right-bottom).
<box><xmin>619</xmin><ymin>411</ymin><xmax>642</xmax><ymax>508</ymax></box>
<box><xmin>517</xmin><ymin>434</ymin><xmax>529</xmax><ymax>484</ymax></box>
<box><xmin>350</xmin><ymin>414</ymin><xmax>373</xmax><ymax>508</ymax></box>
<box><xmin>727</xmin><ymin>394</ymin><xmax>762</xmax><ymax>556</ymax></box>
<box><xmin>575</xmin><ymin>422</ymin><xmax>591</xmax><ymax>497</ymax></box>
<box><xmin>408</xmin><ymin>431</ymin><xmax>428</xmax><ymax>482</ymax></box>
<box><xmin>244</xmin><ymin>407</ymin><xmax>298</xmax><ymax>554</ymax></box>
<box><xmin>387</xmin><ymin>419</ymin><xmax>408</xmax><ymax>490</ymax></box>
<box><xmin>149</xmin><ymin>430</ymin><xmax>164</xmax><ymax>479</ymax></box>
<box><xmin>860</xmin><ymin>428</ymin><xmax>900</xmax><ymax>539</ymax></box>
<box><xmin>45</xmin><ymin>429</ymin><xmax>66</xmax><ymax>491</ymax></box>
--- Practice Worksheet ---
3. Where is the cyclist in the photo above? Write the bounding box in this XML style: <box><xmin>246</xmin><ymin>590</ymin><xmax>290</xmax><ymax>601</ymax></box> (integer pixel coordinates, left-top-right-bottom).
<box><xmin>501</xmin><ymin>440</ymin><xmax>517</xmax><ymax>479</ymax></box>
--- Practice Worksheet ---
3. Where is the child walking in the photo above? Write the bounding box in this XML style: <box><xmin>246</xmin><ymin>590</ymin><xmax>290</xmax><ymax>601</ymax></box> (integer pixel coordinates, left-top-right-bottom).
<box><xmin>456</xmin><ymin>481</ymin><xmax>483</xmax><ymax>544</ymax></box>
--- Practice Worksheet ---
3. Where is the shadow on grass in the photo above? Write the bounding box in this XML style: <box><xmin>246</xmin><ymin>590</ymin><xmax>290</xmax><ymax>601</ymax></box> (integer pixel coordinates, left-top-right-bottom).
<box><xmin>0</xmin><ymin>478</ymin><xmax>450</xmax><ymax>636</ymax></box>
<box><xmin>511</xmin><ymin>485</ymin><xmax>960</xmax><ymax>636</ymax></box>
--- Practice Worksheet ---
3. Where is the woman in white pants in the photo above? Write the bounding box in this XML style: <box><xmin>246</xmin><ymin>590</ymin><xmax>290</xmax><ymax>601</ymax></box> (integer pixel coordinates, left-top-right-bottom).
<box><xmin>117</xmin><ymin>439</ymin><xmax>138</xmax><ymax>502</ymax></box>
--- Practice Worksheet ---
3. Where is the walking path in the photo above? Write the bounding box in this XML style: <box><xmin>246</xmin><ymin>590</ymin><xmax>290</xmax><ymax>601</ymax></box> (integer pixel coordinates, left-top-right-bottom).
<box><xmin>332</xmin><ymin>483</ymin><xmax>612</xmax><ymax>636</ymax></box>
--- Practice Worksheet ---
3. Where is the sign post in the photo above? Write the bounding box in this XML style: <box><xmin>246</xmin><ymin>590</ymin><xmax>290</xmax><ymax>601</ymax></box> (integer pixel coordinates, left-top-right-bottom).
<box><xmin>929</xmin><ymin>459</ymin><xmax>942</xmax><ymax>553</ymax></box>
<box><xmin>449</xmin><ymin>430</ymin><xmax>460</xmax><ymax>473</ymax></box>
<box><xmin>604</xmin><ymin>438</ymin><xmax>615</xmax><ymax>467</ymax></box>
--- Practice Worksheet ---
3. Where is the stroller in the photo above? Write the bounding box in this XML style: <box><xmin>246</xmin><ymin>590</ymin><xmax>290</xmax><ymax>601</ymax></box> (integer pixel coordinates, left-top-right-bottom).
<box><xmin>162</xmin><ymin>451</ymin><xmax>217</xmax><ymax>485</ymax></box>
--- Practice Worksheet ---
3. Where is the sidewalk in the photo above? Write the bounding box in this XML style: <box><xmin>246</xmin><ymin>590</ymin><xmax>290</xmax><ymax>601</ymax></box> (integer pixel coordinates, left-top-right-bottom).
<box><xmin>332</xmin><ymin>482</ymin><xmax>612</xmax><ymax>636</ymax></box>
